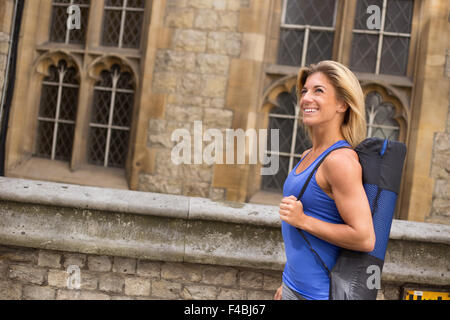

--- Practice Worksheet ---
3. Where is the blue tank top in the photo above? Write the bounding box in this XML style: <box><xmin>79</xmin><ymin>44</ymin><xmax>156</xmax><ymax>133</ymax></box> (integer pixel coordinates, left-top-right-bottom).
<box><xmin>281</xmin><ymin>140</ymin><xmax>351</xmax><ymax>300</ymax></box>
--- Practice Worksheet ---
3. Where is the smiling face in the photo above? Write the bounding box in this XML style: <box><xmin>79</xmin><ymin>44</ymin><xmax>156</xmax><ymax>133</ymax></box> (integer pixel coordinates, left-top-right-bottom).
<box><xmin>299</xmin><ymin>72</ymin><xmax>347</xmax><ymax>128</ymax></box>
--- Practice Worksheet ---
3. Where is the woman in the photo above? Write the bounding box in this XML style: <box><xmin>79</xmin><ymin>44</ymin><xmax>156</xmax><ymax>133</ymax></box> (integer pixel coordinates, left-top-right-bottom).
<box><xmin>274</xmin><ymin>60</ymin><xmax>375</xmax><ymax>300</ymax></box>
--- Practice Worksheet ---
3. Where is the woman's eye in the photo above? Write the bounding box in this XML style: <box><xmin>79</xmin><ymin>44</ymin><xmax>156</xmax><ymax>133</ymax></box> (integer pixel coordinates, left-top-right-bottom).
<box><xmin>300</xmin><ymin>90</ymin><xmax>307</xmax><ymax>95</ymax></box>
<box><xmin>315</xmin><ymin>88</ymin><xmax>323</xmax><ymax>93</ymax></box>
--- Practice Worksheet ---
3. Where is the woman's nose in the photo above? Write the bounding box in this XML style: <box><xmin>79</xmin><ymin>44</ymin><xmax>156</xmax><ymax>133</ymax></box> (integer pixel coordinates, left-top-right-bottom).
<box><xmin>300</xmin><ymin>91</ymin><xmax>313</xmax><ymax>105</ymax></box>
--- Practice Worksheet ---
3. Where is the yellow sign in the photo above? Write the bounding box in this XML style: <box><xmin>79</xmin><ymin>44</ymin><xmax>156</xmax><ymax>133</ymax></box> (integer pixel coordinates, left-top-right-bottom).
<box><xmin>403</xmin><ymin>290</ymin><xmax>450</xmax><ymax>300</ymax></box>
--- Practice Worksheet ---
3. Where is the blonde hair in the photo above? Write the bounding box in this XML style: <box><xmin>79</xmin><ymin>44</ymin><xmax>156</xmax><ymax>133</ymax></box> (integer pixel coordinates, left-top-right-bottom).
<box><xmin>296</xmin><ymin>60</ymin><xmax>366</xmax><ymax>148</ymax></box>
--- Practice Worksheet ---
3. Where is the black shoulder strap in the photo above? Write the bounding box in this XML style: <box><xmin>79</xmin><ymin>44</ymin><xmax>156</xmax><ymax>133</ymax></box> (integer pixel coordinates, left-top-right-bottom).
<box><xmin>296</xmin><ymin>145</ymin><xmax>352</xmax><ymax>277</ymax></box>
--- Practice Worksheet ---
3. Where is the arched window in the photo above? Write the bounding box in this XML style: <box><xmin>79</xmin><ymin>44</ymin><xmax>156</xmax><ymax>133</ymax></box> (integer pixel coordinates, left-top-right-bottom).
<box><xmin>262</xmin><ymin>85</ymin><xmax>312</xmax><ymax>192</ymax></box>
<box><xmin>35</xmin><ymin>60</ymin><xmax>79</xmax><ymax>161</ymax></box>
<box><xmin>88</xmin><ymin>64</ymin><xmax>134</xmax><ymax>168</ymax></box>
<box><xmin>365</xmin><ymin>91</ymin><xmax>400</xmax><ymax>140</ymax></box>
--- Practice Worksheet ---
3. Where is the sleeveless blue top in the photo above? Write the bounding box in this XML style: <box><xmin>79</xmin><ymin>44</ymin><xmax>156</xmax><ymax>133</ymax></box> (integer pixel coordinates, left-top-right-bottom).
<box><xmin>281</xmin><ymin>140</ymin><xmax>351</xmax><ymax>300</ymax></box>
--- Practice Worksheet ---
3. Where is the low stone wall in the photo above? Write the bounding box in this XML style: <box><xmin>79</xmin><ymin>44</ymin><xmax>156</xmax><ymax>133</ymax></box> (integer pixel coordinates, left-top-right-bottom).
<box><xmin>0</xmin><ymin>177</ymin><xmax>449</xmax><ymax>300</ymax></box>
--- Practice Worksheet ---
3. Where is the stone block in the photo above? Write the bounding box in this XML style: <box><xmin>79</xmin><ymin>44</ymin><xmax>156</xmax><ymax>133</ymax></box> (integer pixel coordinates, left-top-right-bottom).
<box><xmin>63</xmin><ymin>253</ymin><xmax>86</xmax><ymax>269</ymax></box>
<box><xmin>207</xmin><ymin>32</ymin><xmax>241</xmax><ymax>56</ymax></box>
<box><xmin>172</xmin><ymin>29</ymin><xmax>207</xmax><ymax>52</ymax></box>
<box><xmin>124</xmin><ymin>276</ymin><xmax>151</xmax><ymax>296</ymax></box>
<box><xmin>201</xmin><ymin>266</ymin><xmax>238</xmax><ymax>287</ymax></box>
<box><xmin>239</xmin><ymin>270</ymin><xmax>263</xmax><ymax>289</ymax></box>
<box><xmin>23</xmin><ymin>285</ymin><xmax>55</xmax><ymax>300</ymax></box>
<box><xmin>155</xmin><ymin>50</ymin><xmax>196</xmax><ymax>73</ymax></box>
<box><xmin>38</xmin><ymin>251</ymin><xmax>61</xmax><ymax>269</ymax></box>
<box><xmin>48</xmin><ymin>269</ymin><xmax>68</xmax><ymax>288</ymax></box>
<box><xmin>113</xmin><ymin>257</ymin><xmax>137</xmax><ymax>275</ymax></box>
<box><xmin>137</xmin><ymin>260</ymin><xmax>161</xmax><ymax>278</ymax></box>
<box><xmin>194</xmin><ymin>9</ymin><xmax>219</xmax><ymax>31</ymax></box>
<box><xmin>87</xmin><ymin>255</ymin><xmax>112</xmax><ymax>272</ymax></box>
<box><xmin>152</xmin><ymin>72</ymin><xmax>178</xmax><ymax>93</ymax></box>
<box><xmin>9</xmin><ymin>264</ymin><xmax>46</xmax><ymax>285</ymax></box>
<box><xmin>217</xmin><ymin>288</ymin><xmax>246</xmax><ymax>299</ymax></box>
<box><xmin>196</xmin><ymin>53</ymin><xmax>230</xmax><ymax>75</ymax></box>
<box><xmin>161</xmin><ymin>262</ymin><xmax>202</xmax><ymax>282</ymax></box>
<box><xmin>98</xmin><ymin>274</ymin><xmax>124</xmax><ymax>293</ymax></box>
<box><xmin>182</xmin><ymin>284</ymin><xmax>218</xmax><ymax>299</ymax></box>
<box><xmin>165</xmin><ymin>8</ymin><xmax>194</xmax><ymax>28</ymax></box>
<box><xmin>151</xmin><ymin>279</ymin><xmax>181</xmax><ymax>299</ymax></box>
<box><xmin>0</xmin><ymin>279</ymin><xmax>22</xmax><ymax>300</ymax></box>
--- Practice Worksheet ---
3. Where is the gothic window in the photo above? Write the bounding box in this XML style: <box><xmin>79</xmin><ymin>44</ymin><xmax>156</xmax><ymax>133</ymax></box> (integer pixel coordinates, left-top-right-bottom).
<box><xmin>102</xmin><ymin>0</ymin><xmax>145</xmax><ymax>49</ymax></box>
<box><xmin>88</xmin><ymin>64</ymin><xmax>134</xmax><ymax>168</ymax></box>
<box><xmin>350</xmin><ymin>0</ymin><xmax>414</xmax><ymax>76</ymax></box>
<box><xmin>35</xmin><ymin>60</ymin><xmax>79</xmax><ymax>161</ymax></box>
<box><xmin>277</xmin><ymin>0</ymin><xmax>338</xmax><ymax>67</ymax></box>
<box><xmin>262</xmin><ymin>86</ymin><xmax>312</xmax><ymax>192</ymax></box>
<box><xmin>365</xmin><ymin>91</ymin><xmax>400</xmax><ymax>140</ymax></box>
<box><xmin>50</xmin><ymin>0</ymin><xmax>90</xmax><ymax>45</ymax></box>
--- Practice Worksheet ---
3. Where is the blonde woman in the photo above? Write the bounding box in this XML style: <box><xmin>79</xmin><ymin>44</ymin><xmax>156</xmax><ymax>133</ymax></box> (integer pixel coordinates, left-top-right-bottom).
<box><xmin>274</xmin><ymin>61</ymin><xmax>375</xmax><ymax>300</ymax></box>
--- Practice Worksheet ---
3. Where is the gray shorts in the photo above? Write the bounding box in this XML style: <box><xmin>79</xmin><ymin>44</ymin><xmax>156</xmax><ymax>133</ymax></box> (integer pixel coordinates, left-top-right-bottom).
<box><xmin>281</xmin><ymin>282</ymin><xmax>307</xmax><ymax>300</ymax></box>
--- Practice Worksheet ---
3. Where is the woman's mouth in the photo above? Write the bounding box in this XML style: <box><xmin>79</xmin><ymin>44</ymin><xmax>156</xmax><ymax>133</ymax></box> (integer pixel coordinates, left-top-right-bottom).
<box><xmin>303</xmin><ymin>108</ymin><xmax>318</xmax><ymax>114</ymax></box>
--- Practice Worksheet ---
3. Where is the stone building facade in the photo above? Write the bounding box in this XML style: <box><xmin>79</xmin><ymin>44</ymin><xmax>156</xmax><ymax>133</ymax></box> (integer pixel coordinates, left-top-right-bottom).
<box><xmin>1</xmin><ymin>0</ymin><xmax>449</xmax><ymax>224</ymax></box>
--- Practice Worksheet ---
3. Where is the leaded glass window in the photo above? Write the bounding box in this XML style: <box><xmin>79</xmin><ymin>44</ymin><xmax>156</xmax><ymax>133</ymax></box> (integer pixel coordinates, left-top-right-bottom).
<box><xmin>365</xmin><ymin>91</ymin><xmax>400</xmax><ymax>140</ymax></box>
<box><xmin>88</xmin><ymin>64</ymin><xmax>134</xmax><ymax>168</ymax></box>
<box><xmin>277</xmin><ymin>0</ymin><xmax>338</xmax><ymax>67</ymax></box>
<box><xmin>350</xmin><ymin>0</ymin><xmax>414</xmax><ymax>76</ymax></box>
<box><xmin>102</xmin><ymin>0</ymin><xmax>145</xmax><ymax>49</ymax></box>
<box><xmin>262</xmin><ymin>87</ymin><xmax>312</xmax><ymax>191</ymax></box>
<box><xmin>50</xmin><ymin>0</ymin><xmax>90</xmax><ymax>45</ymax></box>
<box><xmin>35</xmin><ymin>60</ymin><xmax>78</xmax><ymax>161</ymax></box>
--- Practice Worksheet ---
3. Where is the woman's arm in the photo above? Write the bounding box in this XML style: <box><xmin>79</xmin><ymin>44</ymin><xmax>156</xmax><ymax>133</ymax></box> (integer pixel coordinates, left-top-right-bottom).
<box><xmin>279</xmin><ymin>149</ymin><xmax>375</xmax><ymax>252</ymax></box>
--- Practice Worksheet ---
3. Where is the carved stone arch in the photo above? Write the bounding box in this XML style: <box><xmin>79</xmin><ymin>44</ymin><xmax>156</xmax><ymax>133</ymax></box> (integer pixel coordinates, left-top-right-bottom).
<box><xmin>360</xmin><ymin>81</ymin><xmax>410</xmax><ymax>142</ymax></box>
<box><xmin>33</xmin><ymin>50</ymin><xmax>82</xmax><ymax>82</ymax></box>
<box><xmin>87</xmin><ymin>55</ymin><xmax>138</xmax><ymax>89</ymax></box>
<box><xmin>261</xmin><ymin>74</ymin><xmax>297</xmax><ymax>114</ymax></box>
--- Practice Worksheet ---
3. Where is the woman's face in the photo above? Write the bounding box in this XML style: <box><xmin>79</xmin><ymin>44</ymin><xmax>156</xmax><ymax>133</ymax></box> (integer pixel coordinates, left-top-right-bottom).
<box><xmin>299</xmin><ymin>72</ymin><xmax>346</xmax><ymax>127</ymax></box>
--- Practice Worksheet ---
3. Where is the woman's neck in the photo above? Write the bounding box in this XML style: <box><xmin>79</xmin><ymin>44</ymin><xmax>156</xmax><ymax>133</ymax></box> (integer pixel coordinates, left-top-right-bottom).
<box><xmin>309</xmin><ymin>125</ymin><xmax>345</xmax><ymax>153</ymax></box>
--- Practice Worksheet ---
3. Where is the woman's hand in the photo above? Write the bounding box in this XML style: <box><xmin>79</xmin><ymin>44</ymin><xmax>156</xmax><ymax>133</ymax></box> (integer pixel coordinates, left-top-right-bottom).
<box><xmin>279</xmin><ymin>195</ymin><xmax>307</xmax><ymax>229</ymax></box>
<box><xmin>274</xmin><ymin>285</ymin><xmax>282</xmax><ymax>300</ymax></box>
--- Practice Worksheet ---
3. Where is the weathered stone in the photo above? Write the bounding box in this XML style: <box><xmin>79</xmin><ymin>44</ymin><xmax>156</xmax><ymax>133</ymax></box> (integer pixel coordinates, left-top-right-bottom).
<box><xmin>56</xmin><ymin>289</ymin><xmax>110</xmax><ymax>300</ymax></box>
<box><xmin>124</xmin><ymin>276</ymin><xmax>151</xmax><ymax>296</ymax></box>
<box><xmin>99</xmin><ymin>273</ymin><xmax>124</xmax><ymax>293</ymax></box>
<box><xmin>87</xmin><ymin>255</ymin><xmax>112</xmax><ymax>272</ymax></box>
<box><xmin>155</xmin><ymin>50</ymin><xmax>196</xmax><ymax>73</ymax></box>
<box><xmin>23</xmin><ymin>285</ymin><xmax>55</xmax><ymax>300</ymax></box>
<box><xmin>182</xmin><ymin>165</ymin><xmax>213</xmax><ymax>183</ymax></box>
<box><xmin>138</xmin><ymin>174</ymin><xmax>183</xmax><ymax>195</ymax></box>
<box><xmin>161</xmin><ymin>262</ymin><xmax>202</xmax><ymax>282</ymax></box>
<box><xmin>9</xmin><ymin>265</ymin><xmax>46</xmax><ymax>285</ymax></box>
<box><xmin>217</xmin><ymin>288</ymin><xmax>246</xmax><ymax>299</ymax></box>
<box><xmin>165</xmin><ymin>8</ymin><xmax>194</xmax><ymax>28</ymax></box>
<box><xmin>239</xmin><ymin>270</ymin><xmax>263</xmax><ymax>289</ymax></box>
<box><xmin>137</xmin><ymin>260</ymin><xmax>161</xmax><ymax>278</ymax></box>
<box><xmin>63</xmin><ymin>253</ymin><xmax>86</xmax><ymax>269</ymax></box>
<box><xmin>201</xmin><ymin>266</ymin><xmax>238</xmax><ymax>287</ymax></box>
<box><xmin>151</xmin><ymin>279</ymin><xmax>181</xmax><ymax>299</ymax></box>
<box><xmin>48</xmin><ymin>269</ymin><xmax>68</xmax><ymax>288</ymax></box>
<box><xmin>194</xmin><ymin>9</ymin><xmax>218</xmax><ymax>31</ymax></box>
<box><xmin>183</xmin><ymin>181</ymin><xmax>211</xmax><ymax>198</ymax></box>
<box><xmin>189</xmin><ymin>0</ymin><xmax>213</xmax><ymax>9</ymax></box>
<box><xmin>203</xmin><ymin>75</ymin><xmax>228</xmax><ymax>98</ymax></box>
<box><xmin>179</xmin><ymin>73</ymin><xmax>205</xmax><ymax>96</ymax></box>
<box><xmin>166</xmin><ymin>104</ymin><xmax>203</xmax><ymax>123</ymax></box>
<box><xmin>0</xmin><ymin>279</ymin><xmax>22</xmax><ymax>300</ymax></box>
<box><xmin>38</xmin><ymin>251</ymin><xmax>61</xmax><ymax>269</ymax></box>
<box><xmin>246</xmin><ymin>290</ymin><xmax>274</xmax><ymax>300</ymax></box>
<box><xmin>218</xmin><ymin>11</ymin><xmax>239</xmax><ymax>31</ymax></box>
<box><xmin>207</xmin><ymin>32</ymin><xmax>241</xmax><ymax>56</ymax></box>
<box><xmin>152</xmin><ymin>72</ymin><xmax>178</xmax><ymax>93</ymax></box>
<box><xmin>113</xmin><ymin>257</ymin><xmax>137</xmax><ymax>274</ymax></box>
<box><xmin>172</xmin><ymin>29</ymin><xmax>207</xmax><ymax>52</ymax></box>
<box><xmin>196</xmin><ymin>53</ymin><xmax>230</xmax><ymax>75</ymax></box>
<box><xmin>182</xmin><ymin>284</ymin><xmax>218</xmax><ymax>299</ymax></box>
<box><xmin>203</xmin><ymin>107</ymin><xmax>233</xmax><ymax>128</ymax></box>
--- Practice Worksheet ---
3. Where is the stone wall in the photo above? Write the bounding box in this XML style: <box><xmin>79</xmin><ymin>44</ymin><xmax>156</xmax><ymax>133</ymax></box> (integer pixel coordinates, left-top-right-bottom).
<box><xmin>0</xmin><ymin>177</ymin><xmax>449</xmax><ymax>300</ymax></box>
<box><xmin>429</xmin><ymin>83</ymin><xmax>450</xmax><ymax>224</ymax></box>
<box><xmin>138</xmin><ymin>0</ymin><xmax>251</xmax><ymax>199</ymax></box>
<box><xmin>0</xmin><ymin>245</ymin><xmax>280</xmax><ymax>300</ymax></box>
